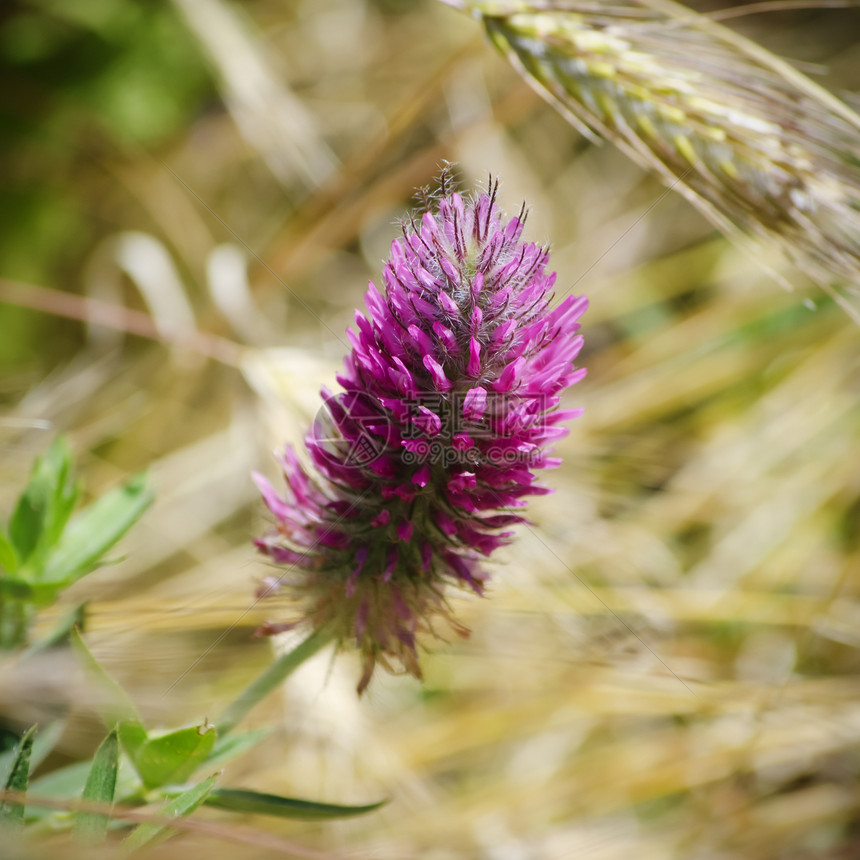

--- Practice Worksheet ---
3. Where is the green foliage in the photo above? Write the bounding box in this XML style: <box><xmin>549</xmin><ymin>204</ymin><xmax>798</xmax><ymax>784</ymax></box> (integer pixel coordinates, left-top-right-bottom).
<box><xmin>73</xmin><ymin>727</ymin><xmax>119</xmax><ymax>841</ymax></box>
<box><xmin>10</xmin><ymin>0</ymin><xmax>214</xmax><ymax>147</ymax></box>
<box><xmin>7</xmin><ymin>436</ymin><xmax>78</xmax><ymax>575</ymax></box>
<box><xmin>29</xmin><ymin>754</ymin><xmax>141</xmax><ymax>815</ymax></box>
<box><xmin>202</xmin><ymin>788</ymin><xmax>386</xmax><ymax>821</ymax></box>
<box><xmin>42</xmin><ymin>471</ymin><xmax>152</xmax><ymax>586</ymax></box>
<box><xmin>123</xmin><ymin>775</ymin><xmax>218</xmax><ymax>852</ymax></box>
<box><xmin>0</xmin><ymin>725</ymin><xmax>36</xmax><ymax>826</ymax></box>
<box><xmin>0</xmin><ymin>720</ymin><xmax>64</xmax><ymax>790</ymax></box>
<box><xmin>0</xmin><ymin>0</ymin><xmax>215</xmax><ymax>378</ymax></box>
<box><xmin>0</xmin><ymin>438</ymin><xmax>152</xmax><ymax>649</ymax></box>
<box><xmin>46</xmin><ymin>628</ymin><xmax>383</xmax><ymax>845</ymax></box>
<box><xmin>133</xmin><ymin>726</ymin><xmax>216</xmax><ymax>792</ymax></box>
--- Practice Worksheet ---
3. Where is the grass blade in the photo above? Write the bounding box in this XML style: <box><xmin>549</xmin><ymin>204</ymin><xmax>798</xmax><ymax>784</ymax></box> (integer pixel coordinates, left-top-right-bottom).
<box><xmin>203</xmin><ymin>787</ymin><xmax>386</xmax><ymax>820</ymax></box>
<box><xmin>1</xmin><ymin>720</ymin><xmax>66</xmax><ymax>795</ymax></box>
<box><xmin>123</xmin><ymin>774</ymin><xmax>218</xmax><ymax>852</ymax></box>
<box><xmin>0</xmin><ymin>725</ymin><xmax>36</xmax><ymax>825</ymax></box>
<box><xmin>74</xmin><ymin>727</ymin><xmax>119</xmax><ymax>842</ymax></box>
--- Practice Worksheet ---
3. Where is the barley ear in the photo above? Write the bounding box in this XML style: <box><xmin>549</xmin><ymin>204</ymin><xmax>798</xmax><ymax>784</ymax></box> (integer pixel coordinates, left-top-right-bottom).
<box><xmin>460</xmin><ymin>0</ymin><xmax>860</xmax><ymax>321</ymax></box>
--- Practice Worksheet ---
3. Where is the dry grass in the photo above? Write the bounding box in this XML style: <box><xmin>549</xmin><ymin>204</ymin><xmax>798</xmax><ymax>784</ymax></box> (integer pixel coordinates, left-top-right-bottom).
<box><xmin>1</xmin><ymin>0</ymin><xmax>860</xmax><ymax>857</ymax></box>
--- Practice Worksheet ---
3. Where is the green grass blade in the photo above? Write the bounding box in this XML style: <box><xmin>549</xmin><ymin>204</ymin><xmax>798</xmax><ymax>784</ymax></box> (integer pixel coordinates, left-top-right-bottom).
<box><xmin>28</xmin><ymin>755</ymin><xmax>141</xmax><ymax>823</ymax></box>
<box><xmin>0</xmin><ymin>720</ymin><xmax>65</xmax><ymax>795</ymax></box>
<box><xmin>203</xmin><ymin>787</ymin><xmax>386</xmax><ymax>820</ymax></box>
<box><xmin>0</xmin><ymin>725</ymin><xmax>36</xmax><ymax>825</ymax></box>
<box><xmin>73</xmin><ymin>727</ymin><xmax>119</xmax><ymax>841</ymax></box>
<box><xmin>0</xmin><ymin>751</ymin><xmax>12</xmax><ymax>790</ymax></box>
<box><xmin>123</xmin><ymin>774</ymin><xmax>217</xmax><ymax>852</ymax></box>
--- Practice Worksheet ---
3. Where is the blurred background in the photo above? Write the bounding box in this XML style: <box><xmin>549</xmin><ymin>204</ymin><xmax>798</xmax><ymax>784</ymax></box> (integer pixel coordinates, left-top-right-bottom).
<box><xmin>2</xmin><ymin>0</ymin><xmax>860</xmax><ymax>857</ymax></box>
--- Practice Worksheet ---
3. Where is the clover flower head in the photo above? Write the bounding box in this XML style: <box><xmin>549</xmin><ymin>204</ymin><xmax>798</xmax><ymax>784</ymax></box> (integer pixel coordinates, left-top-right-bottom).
<box><xmin>254</xmin><ymin>178</ymin><xmax>587</xmax><ymax>693</ymax></box>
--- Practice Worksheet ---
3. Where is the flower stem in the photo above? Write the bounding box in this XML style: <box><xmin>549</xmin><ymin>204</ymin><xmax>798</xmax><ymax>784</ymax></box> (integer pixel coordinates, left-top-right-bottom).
<box><xmin>0</xmin><ymin>598</ymin><xmax>32</xmax><ymax>650</ymax></box>
<box><xmin>216</xmin><ymin>627</ymin><xmax>335</xmax><ymax>737</ymax></box>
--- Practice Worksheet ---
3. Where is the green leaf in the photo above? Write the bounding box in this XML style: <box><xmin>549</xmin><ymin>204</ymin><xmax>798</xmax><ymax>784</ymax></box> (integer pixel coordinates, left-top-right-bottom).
<box><xmin>0</xmin><ymin>724</ymin><xmax>36</xmax><ymax>825</ymax></box>
<box><xmin>0</xmin><ymin>752</ymin><xmax>12</xmax><ymax>790</ymax></box>
<box><xmin>70</xmin><ymin>628</ymin><xmax>147</xmax><ymax>758</ymax></box>
<box><xmin>205</xmin><ymin>729</ymin><xmax>268</xmax><ymax>769</ymax></box>
<box><xmin>134</xmin><ymin>724</ymin><xmax>216</xmax><ymax>791</ymax></box>
<box><xmin>0</xmin><ymin>721</ymin><xmax>64</xmax><ymax>789</ymax></box>
<box><xmin>28</xmin><ymin>761</ymin><xmax>90</xmax><ymax>800</ymax></box>
<box><xmin>9</xmin><ymin>479</ymin><xmax>47</xmax><ymax>568</ymax></box>
<box><xmin>0</xmin><ymin>576</ymin><xmax>63</xmax><ymax>605</ymax></box>
<box><xmin>73</xmin><ymin>727</ymin><xmax>119</xmax><ymax>841</ymax></box>
<box><xmin>8</xmin><ymin>438</ymin><xmax>77</xmax><ymax>570</ymax></box>
<box><xmin>44</xmin><ymin>441</ymin><xmax>79</xmax><ymax>550</ymax></box>
<box><xmin>203</xmin><ymin>787</ymin><xmax>386</xmax><ymax>821</ymax></box>
<box><xmin>28</xmin><ymin>755</ymin><xmax>140</xmax><ymax>820</ymax></box>
<box><xmin>123</xmin><ymin>774</ymin><xmax>217</xmax><ymax>852</ymax></box>
<box><xmin>0</xmin><ymin>530</ymin><xmax>18</xmax><ymax>574</ymax></box>
<box><xmin>42</xmin><ymin>471</ymin><xmax>152</xmax><ymax>587</ymax></box>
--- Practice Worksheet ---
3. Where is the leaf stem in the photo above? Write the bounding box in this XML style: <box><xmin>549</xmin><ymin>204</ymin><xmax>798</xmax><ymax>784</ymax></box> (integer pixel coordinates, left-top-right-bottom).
<box><xmin>0</xmin><ymin>598</ymin><xmax>32</xmax><ymax>650</ymax></box>
<box><xmin>215</xmin><ymin>627</ymin><xmax>334</xmax><ymax>737</ymax></box>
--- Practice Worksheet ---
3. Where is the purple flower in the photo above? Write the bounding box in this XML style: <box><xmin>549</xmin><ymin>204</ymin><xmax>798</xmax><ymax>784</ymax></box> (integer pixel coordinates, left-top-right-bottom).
<box><xmin>254</xmin><ymin>179</ymin><xmax>587</xmax><ymax>693</ymax></box>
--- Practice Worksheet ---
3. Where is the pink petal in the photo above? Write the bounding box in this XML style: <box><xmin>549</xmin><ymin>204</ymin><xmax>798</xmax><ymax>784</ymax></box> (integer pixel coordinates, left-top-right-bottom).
<box><xmin>467</xmin><ymin>337</ymin><xmax>481</xmax><ymax>377</ymax></box>
<box><xmin>452</xmin><ymin>432</ymin><xmax>473</xmax><ymax>451</ymax></box>
<box><xmin>448</xmin><ymin>471</ymin><xmax>476</xmax><ymax>493</ymax></box>
<box><xmin>463</xmin><ymin>386</ymin><xmax>487</xmax><ymax>420</ymax></box>
<box><xmin>423</xmin><ymin>355</ymin><xmax>453</xmax><ymax>392</ymax></box>
<box><xmin>412</xmin><ymin>463</ymin><xmax>431</xmax><ymax>487</ymax></box>
<box><xmin>493</xmin><ymin>357</ymin><xmax>526</xmax><ymax>393</ymax></box>
<box><xmin>371</xmin><ymin>509</ymin><xmax>391</xmax><ymax>527</ymax></box>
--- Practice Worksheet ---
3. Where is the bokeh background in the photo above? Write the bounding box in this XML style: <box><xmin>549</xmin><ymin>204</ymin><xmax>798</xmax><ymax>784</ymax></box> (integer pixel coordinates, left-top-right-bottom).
<box><xmin>2</xmin><ymin>0</ymin><xmax>860</xmax><ymax>857</ymax></box>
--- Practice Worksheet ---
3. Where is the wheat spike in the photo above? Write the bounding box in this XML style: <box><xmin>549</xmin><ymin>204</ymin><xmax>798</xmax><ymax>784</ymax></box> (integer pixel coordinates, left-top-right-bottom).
<box><xmin>452</xmin><ymin>0</ymin><xmax>860</xmax><ymax>318</ymax></box>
